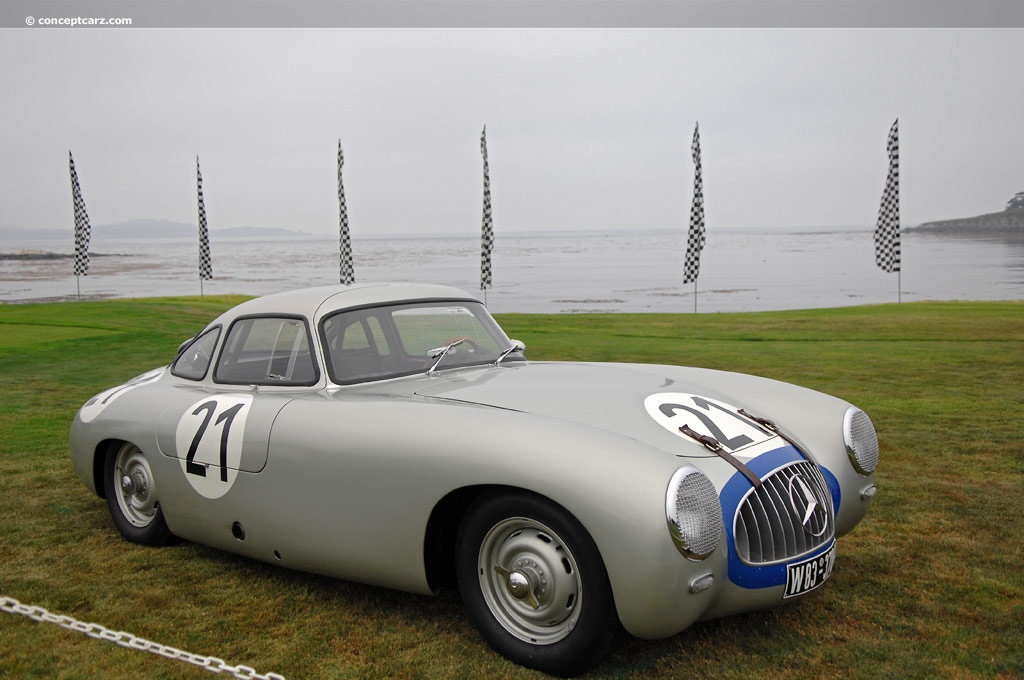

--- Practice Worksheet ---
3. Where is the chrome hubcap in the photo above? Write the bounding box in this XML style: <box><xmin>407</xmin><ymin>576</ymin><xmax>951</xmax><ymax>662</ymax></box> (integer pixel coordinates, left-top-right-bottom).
<box><xmin>505</xmin><ymin>570</ymin><xmax>533</xmax><ymax>601</ymax></box>
<box><xmin>494</xmin><ymin>565</ymin><xmax>542</xmax><ymax>610</ymax></box>
<box><xmin>113</xmin><ymin>444</ymin><xmax>158</xmax><ymax>528</ymax></box>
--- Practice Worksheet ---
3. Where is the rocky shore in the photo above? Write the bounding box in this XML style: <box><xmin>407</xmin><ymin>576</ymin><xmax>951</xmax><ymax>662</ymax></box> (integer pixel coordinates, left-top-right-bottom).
<box><xmin>0</xmin><ymin>251</ymin><xmax>117</xmax><ymax>260</ymax></box>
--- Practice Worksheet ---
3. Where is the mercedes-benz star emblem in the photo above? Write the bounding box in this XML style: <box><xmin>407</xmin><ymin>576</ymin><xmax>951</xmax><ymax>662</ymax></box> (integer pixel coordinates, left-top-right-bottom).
<box><xmin>788</xmin><ymin>474</ymin><xmax>829</xmax><ymax>537</ymax></box>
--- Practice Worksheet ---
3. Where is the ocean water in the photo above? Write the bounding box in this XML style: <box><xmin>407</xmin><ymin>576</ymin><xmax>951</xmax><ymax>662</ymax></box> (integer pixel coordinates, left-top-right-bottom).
<box><xmin>2</xmin><ymin>227</ymin><xmax>1022</xmax><ymax>313</ymax></box>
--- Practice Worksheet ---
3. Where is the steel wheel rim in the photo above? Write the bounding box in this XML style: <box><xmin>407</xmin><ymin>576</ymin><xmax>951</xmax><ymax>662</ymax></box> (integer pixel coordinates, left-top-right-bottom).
<box><xmin>113</xmin><ymin>443</ymin><xmax>158</xmax><ymax>528</ymax></box>
<box><xmin>477</xmin><ymin>517</ymin><xmax>583</xmax><ymax>645</ymax></box>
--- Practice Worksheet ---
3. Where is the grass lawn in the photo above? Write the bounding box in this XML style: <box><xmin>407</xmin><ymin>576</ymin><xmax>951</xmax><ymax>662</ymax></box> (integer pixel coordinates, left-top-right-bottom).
<box><xmin>1</xmin><ymin>298</ymin><xmax>1021</xmax><ymax>679</ymax></box>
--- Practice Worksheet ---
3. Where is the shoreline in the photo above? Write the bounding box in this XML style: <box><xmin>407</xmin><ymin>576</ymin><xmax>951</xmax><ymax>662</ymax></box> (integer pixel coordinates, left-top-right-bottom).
<box><xmin>3</xmin><ymin>227</ymin><xmax>1022</xmax><ymax>311</ymax></box>
<box><xmin>905</xmin><ymin>225</ymin><xmax>1024</xmax><ymax>245</ymax></box>
<box><xmin>0</xmin><ymin>251</ymin><xmax>123</xmax><ymax>260</ymax></box>
<box><xmin>1</xmin><ymin>294</ymin><xmax>118</xmax><ymax>305</ymax></box>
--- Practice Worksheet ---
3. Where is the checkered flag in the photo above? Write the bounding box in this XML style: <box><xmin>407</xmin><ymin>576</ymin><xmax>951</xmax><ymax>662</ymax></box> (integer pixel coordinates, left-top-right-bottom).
<box><xmin>683</xmin><ymin>123</ymin><xmax>705</xmax><ymax>285</ymax></box>
<box><xmin>338</xmin><ymin>141</ymin><xmax>354</xmax><ymax>285</ymax></box>
<box><xmin>874</xmin><ymin>119</ymin><xmax>900</xmax><ymax>273</ymax></box>
<box><xmin>480</xmin><ymin>126</ymin><xmax>494</xmax><ymax>291</ymax></box>
<box><xmin>197</xmin><ymin>157</ymin><xmax>212</xmax><ymax>281</ymax></box>
<box><xmin>69</xmin><ymin>151</ymin><xmax>92</xmax><ymax>277</ymax></box>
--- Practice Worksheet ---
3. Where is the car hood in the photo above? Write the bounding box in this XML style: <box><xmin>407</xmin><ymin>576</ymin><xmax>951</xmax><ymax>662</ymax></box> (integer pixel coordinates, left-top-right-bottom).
<box><xmin>413</xmin><ymin>361</ymin><xmax>800</xmax><ymax>458</ymax></box>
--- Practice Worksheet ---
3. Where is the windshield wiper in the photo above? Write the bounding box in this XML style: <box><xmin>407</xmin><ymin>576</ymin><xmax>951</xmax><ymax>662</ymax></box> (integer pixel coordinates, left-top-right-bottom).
<box><xmin>427</xmin><ymin>338</ymin><xmax>465</xmax><ymax>374</ymax></box>
<box><xmin>494</xmin><ymin>342</ymin><xmax>525</xmax><ymax>366</ymax></box>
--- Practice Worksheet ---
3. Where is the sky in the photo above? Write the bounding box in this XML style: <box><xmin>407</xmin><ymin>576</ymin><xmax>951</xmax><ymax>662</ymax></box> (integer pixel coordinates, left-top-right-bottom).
<box><xmin>2</xmin><ymin>24</ymin><xmax>1022</xmax><ymax>236</ymax></box>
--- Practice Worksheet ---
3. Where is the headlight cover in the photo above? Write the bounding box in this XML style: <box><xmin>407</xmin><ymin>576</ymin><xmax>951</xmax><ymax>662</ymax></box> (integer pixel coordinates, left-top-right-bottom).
<box><xmin>666</xmin><ymin>466</ymin><xmax>723</xmax><ymax>560</ymax></box>
<box><xmin>844</xmin><ymin>407</ymin><xmax>879</xmax><ymax>476</ymax></box>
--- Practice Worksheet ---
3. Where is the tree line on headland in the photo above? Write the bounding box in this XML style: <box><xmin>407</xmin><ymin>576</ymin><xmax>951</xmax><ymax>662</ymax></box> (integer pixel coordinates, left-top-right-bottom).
<box><xmin>912</xmin><ymin>191</ymin><xmax>1024</xmax><ymax>233</ymax></box>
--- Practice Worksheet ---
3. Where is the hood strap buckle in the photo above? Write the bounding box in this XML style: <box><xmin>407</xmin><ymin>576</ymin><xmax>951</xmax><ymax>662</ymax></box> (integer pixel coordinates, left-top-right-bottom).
<box><xmin>679</xmin><ymin>424</ymin><xmax>762</xmax><ymax>489</ymax></box>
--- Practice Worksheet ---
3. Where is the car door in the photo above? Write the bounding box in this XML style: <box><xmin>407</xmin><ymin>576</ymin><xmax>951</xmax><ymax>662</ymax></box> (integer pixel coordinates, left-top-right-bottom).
<box><xmin>156</xmin><ymin>315</ymin><xmax>322</xmax><ymax>501</ymax></box>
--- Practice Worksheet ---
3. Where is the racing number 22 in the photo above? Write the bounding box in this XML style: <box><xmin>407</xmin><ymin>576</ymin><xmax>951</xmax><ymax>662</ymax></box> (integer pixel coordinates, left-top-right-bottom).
<box><xmin>185</xmin><ymin>400</ymin><xmax>244</xmax><ymax>482</ymax></box>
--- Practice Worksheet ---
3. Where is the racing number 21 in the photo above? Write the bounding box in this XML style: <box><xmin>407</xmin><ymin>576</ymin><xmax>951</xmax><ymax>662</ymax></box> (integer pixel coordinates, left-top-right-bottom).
<box><xmin>185</xmin><ymin>400</ymin><xmax>244</xmax><ymax>481</ymax></box>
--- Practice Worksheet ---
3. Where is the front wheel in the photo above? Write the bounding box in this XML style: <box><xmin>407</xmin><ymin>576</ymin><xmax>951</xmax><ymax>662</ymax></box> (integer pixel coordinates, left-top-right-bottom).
<box><xmin>104</xmin><ymin>441</ymin><xmax>174</xmax><ymax>546</ymax></box>
<box><xmin>456</xmin><ymin>492</ymin><xmax>617</xmax><ymax>676</ymax></box>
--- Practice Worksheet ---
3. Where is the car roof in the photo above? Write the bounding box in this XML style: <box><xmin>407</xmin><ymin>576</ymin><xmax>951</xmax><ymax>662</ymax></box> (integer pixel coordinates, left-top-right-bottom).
<box><xmin>209</xmin><ymin>282</ymin><xmax>481</xmax><ymax>327</ymax></box>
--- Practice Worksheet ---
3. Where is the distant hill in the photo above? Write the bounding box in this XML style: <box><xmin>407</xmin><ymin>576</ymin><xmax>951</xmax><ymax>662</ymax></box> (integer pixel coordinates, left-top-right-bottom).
<box><xmin>912</xmin><ymin>207</ymin><xmax>1024</xmax><ymax>233</ymax></box>
<box><xmin>0</xmin><ymin>218</ymin><xmax>320</xmax><ymax>242</ymax></box>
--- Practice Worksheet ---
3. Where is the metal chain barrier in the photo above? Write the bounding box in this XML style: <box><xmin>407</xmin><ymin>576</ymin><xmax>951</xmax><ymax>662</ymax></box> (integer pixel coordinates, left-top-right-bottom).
<box><xmin>1</xmin><ymin>595</ymin><xmax>286</xmax><ymax>679</ymax></box>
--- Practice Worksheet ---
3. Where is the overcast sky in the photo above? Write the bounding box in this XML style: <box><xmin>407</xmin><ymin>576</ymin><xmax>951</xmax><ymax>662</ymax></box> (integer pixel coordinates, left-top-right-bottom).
<box><xmin>2</xmin><ymin>27</ymin><xmax>1022</xmax><ymax>236</ymax></box>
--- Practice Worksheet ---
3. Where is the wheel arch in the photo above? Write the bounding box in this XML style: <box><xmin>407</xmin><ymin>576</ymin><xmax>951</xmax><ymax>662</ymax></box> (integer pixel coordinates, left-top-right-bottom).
<box><xmin>422</xmin><ymin>484</ymin><xmax>618</xmax><ymax>614</ymax></box>
<box><xmin>424</xmin><ymin>484</ymin><xmax>503</xmax><ymax>592</ymax></box>
<box><xmin>92</xmin><ymin>438</ymin><xmax>127</xmax><ymax>500</ymax></box>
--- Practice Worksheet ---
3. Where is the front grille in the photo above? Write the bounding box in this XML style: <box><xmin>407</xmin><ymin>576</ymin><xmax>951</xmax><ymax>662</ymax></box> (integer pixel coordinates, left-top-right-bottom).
<box><xmin>734</xmin><ymin>461</ymin><xmax>835</xmax><ymax>565</ymax></box>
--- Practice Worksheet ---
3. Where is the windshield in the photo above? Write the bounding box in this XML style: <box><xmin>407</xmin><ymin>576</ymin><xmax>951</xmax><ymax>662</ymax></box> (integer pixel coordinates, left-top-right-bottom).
<box><xmin>320</xmin><ymin>300</ymin><xmax>522</xmax><ymax>384</ymax></box>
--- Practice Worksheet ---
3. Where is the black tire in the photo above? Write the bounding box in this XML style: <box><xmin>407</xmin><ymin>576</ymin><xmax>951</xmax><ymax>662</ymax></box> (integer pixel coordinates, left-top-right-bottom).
<box><xmin>103</xmin><ymin>441</ymin><xmax>174</xmax><ymax>546</ymax></box>
<box><xmin>456</xmin><ymin>492</ymin><xmax>617</xmax><ymax>676</ymax></box>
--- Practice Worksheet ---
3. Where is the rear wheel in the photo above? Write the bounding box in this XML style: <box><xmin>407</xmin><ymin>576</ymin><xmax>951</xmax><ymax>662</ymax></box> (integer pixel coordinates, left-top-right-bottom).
<box><xmin>104</xmin><ymin>442</ymin><xmax>174</xmax><ymax>546</ymax></box>
<box><xmin>456</xmin><ymin>492</ymin><xmax>616</xmax><ymax>676</ymax></box>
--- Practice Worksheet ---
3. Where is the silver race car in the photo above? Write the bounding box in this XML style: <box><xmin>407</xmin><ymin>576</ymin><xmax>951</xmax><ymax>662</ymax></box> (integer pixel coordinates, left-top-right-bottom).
<box><xmin>70</xmin><ymin>283</ymin><xmax>879</xmax><ymax>676</ymax></box>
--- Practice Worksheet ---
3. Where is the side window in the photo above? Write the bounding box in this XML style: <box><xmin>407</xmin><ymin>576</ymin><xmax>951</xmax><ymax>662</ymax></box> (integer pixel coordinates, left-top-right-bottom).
<box><xmin>214</xmin><ymin>316</ymin><xmax>318</xmax><ymax>386</ymax></box>
<box><xmin>171</xmin><ymin>327</ymin><xmax>220</xmax><ymax>381</ymax></box>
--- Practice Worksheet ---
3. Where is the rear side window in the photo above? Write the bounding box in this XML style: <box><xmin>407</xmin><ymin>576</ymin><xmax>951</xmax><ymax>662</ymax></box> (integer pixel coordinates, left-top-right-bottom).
<box><xmin>171</xmin><ymin>327</ymin><xmax>221</xmax><ymax>381</ymax></box>
<box><xmin>214</xmin><ymin>316</ymin><xmax>319</xmax><ymax>386</ymax></box>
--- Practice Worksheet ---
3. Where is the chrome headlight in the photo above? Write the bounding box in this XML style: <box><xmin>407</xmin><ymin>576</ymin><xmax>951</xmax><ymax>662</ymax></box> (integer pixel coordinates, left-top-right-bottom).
<box><xmin>844</xmin><ymin>407</ymin><xmax>879</xmax><ymax>476</ymax></box>
<box><xmin>666</xmin><ymin>466</ymin><xmax>723</xmax><ymax>561</ymax></box>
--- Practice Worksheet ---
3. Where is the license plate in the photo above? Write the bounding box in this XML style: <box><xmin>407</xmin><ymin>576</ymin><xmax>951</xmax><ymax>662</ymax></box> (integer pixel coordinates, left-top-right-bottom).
<box><xmin>784</xmin><ymin>542</ymin><xmax>836</xmax><ymax>599</ymax></box>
